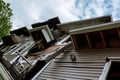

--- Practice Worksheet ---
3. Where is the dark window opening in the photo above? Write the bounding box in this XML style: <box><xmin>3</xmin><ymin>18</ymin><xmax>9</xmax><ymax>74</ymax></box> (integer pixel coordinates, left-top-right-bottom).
<box><xmin>107</xmin><ymin>62</ymin><xmax>120</xmax><ymax>80</ymax></box>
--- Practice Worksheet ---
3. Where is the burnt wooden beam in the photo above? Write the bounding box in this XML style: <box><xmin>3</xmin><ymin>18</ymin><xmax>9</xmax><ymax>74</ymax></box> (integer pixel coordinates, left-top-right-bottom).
<box><xmin>41</xmin><ymin>42</ymin><xmax>72</xmax><ymax>63</ymax></box>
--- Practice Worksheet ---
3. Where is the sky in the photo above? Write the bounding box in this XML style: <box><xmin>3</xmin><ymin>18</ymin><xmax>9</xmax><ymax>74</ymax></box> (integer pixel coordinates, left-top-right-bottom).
<box><xmin>4</xmin><ymin>0</ymin><xmax>120</xmax><ymax>30</ymax></box>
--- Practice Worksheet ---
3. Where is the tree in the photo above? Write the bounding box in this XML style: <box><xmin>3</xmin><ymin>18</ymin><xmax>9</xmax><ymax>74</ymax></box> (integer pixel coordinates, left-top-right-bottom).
<box><xmin>0</xmin><ymin>0</ymin><xmax>13</xmax><ymax>37</ymax></box>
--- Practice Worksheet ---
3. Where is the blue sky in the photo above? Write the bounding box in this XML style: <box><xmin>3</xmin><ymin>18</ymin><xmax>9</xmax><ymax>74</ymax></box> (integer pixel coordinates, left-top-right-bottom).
<box><xmin>4</xmin><ymin>0</ymin><xmax>120</xmax><ymax>30</ymax></box>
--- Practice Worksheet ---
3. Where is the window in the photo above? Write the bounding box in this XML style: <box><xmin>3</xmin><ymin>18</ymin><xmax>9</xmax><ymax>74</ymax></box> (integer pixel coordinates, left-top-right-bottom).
<box><xmin>107</xmin><ymin>61</ymin><xmax>120</xmax><ymax>80</ymax></box>
<box><xmin>100</xmin><ymin>57</ymin><xmax>120</xmax><ymax>80</ymax></box>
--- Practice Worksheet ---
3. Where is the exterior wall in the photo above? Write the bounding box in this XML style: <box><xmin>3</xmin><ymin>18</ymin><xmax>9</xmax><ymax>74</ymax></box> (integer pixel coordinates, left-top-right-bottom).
<box><xmin>32</xmin><ymin>48</ymin><xmax>120</xmax><ymax>80</ymax></box>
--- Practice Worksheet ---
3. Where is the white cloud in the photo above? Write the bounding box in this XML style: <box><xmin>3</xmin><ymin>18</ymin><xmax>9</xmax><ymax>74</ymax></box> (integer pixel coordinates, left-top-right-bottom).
<box><xmin>111</xmin><ymin>0</ymin><xmax>120</xmax><ymax>20</ymax></box>
<box><xmin>11</xmin><ymin>18</ymin><xmax>24</xmax><ymax>30</ymax></box>
<box><xmin>5</xmin><ymin>0</ymin><xmax>79</xmax><ymax>29</ymax></box>
<box><xmin>70</xmin><ymin>0</ymin><xmax>120</xmax><ymax>21</ymax></box>
<box><xmin>70</xmin><ymin>0</ymin><xmax>105</xmax><ymax>19</ymax></box>
<box><xmin>4</xmin><ymin>0</ymin><xmax>120</xmax><ymax>30</ymax></box>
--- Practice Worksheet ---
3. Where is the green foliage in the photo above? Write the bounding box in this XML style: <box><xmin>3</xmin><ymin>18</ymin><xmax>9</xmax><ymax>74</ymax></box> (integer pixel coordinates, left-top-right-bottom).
<box><xmin>0</xmin><ymin>0</ymin><xmax>13</xmax><ymax>37</ymax></box>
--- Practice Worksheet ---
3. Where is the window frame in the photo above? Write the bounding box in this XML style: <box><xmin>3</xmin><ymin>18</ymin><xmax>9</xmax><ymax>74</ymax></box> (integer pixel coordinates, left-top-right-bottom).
<box><xmin>99</xmin><ymin>57</ymin><xmax>120</xmax><ymax>80</ymax></box>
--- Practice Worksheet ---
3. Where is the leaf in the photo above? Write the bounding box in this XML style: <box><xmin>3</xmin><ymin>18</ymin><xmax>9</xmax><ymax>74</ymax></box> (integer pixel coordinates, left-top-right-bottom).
<box><xmin>0</xmin><ymin>0</ymin><xmax>13</xmax><ymax>37</ymax></box>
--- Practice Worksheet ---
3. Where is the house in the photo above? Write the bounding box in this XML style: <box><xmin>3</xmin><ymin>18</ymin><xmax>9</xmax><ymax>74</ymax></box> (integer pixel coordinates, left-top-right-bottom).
<box><xmin>32</xmin><ymin>17</ymin><xmax>120</xmax><ymax>80</ymax></box>
<box><xmin>0</xmin><ymin>15</ymin><xmax>120</xmax><ymax>80</ymax></box>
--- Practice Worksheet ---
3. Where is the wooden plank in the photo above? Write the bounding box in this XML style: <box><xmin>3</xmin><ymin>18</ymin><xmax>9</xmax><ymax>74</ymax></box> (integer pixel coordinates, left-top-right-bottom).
<box><xmin>41</xmin><ymin>72</ymin><xmax>99</xmax><ymax>80</ymax></box>
<box><xmin>36</xmin><ymin>75</ymin><xmax>63</xmax><ymax>80</ymax></box>
<box><xmin>71</xmin><ymin>35</ymin><xmax>79</xmax><ymax>50</ymax></box>
<box><xmin>55</xmin><ymin>62</ymin><xmax>105</xmax><ymax>64</ymax></box>
<box><xmin>42</xmin><ymin>71</ymin><xmax>100</xmax><ymax>79</ymax></box>
<box><xmin>117</xmin><ymin>28</ymin><xmax>120</xmax><ymax>39</ymax></box>
<box><xmin>100</xmin><ymin>31</ymin><xmax>106</xmax><ymax>47</ymax></box>
<box><xmin>46</xmin><ymin>66</ymin><xmax>103</xmax><ymax>72</ymax></box>
<box><xmin>36</xmin><ymin>78</ymin><xmax>59</xmax><ymax>80</ymax></box>
<box><xmin>48</xmin><ymin>65</ymin><xmax>105</xmax><ymax>68</ymax></box>
<box><xmin>43</xmin><ymin>70</ymin><xmax>101</xmax><ymax>76</ymax></box>
<box><xmin>41</xmin><ymin>42</ymin><xmax>72</xmax><ymax>63</ymax></box>
<box><xmin>55</xmin><ymin>56</ymin><xmax>106</xmax><ymax>59</ymax></box>
<box><xmin>48</xmin><ymin>62</ymin><xmax>105</xmax><ymax>67</ymax></box>
<box><xmin>37</xmin><ymin>75</ymin><xmax>84</xmax><ymax>80</ymax></box>
<box><xmin>54</xmin><ymin>60</ymin><xmax>105</xmax><ymax>63</ymax></box>
<box><xmin>85</xmin><ymin>33</ymin><xmax>92</xmax><ymax>48</ymax></box>
<box><xmin>44</xmin><ymin>69</ymin><xmax>102</xmax><ymax>75</ymax></box>
<box><xmin>48</xmin><ymin>64</ymin><xmax>105</xmax><ymax>69</ymax></box>
<box><xmin>56</xmin><ymin>35</ymin><xmax>70</xmax><ymax>44</ymax></box>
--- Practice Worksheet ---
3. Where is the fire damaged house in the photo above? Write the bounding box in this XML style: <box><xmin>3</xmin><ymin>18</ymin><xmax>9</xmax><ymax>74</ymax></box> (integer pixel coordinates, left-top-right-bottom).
<box><xmin>0</xmin><ymin>15</ymin><xmax>120</xmax><ymax>80</ymax></box>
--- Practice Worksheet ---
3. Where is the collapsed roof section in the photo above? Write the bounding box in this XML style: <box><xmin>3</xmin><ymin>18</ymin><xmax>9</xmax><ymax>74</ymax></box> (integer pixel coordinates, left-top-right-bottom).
<box><xmin>10</xmin><ymin>27</ymin><xmax>30</xmax><ymax>37</ymax></box>
<box><xmin>31</xmin><ymin>17</ymin><xmax>61</xmax><ymax>29</ymax></box>
<box><xmin>1</xmin><ymin>34</ymin><xmax>25</xmax><ymax>46</ymax></box>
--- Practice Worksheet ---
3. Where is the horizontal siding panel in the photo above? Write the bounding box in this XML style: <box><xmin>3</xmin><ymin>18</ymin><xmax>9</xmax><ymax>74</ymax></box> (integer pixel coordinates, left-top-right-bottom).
<box><xmin>37</xmin><ymin>75</ymin><xmax>86</xmax><ymax>80</ymax></box>
<box><xmin>40</xmin><ymin>73</ymin><xmax>99</xmax><ymax>80</ymax></box>
<box><xmin>44</xmin><ymin>68</ymin><xmax>102</xmax><ymax>74</ymax></box>
<box><xmin>36</xmin><ymin>76</ymin><xmax>64</xmax><ymax>80</ymax></box>
<box><xmin>43</xmin><ymin>70</ymin><xmax>101</xmax><ymax>76</ymax></box>
<box><xmin>46</xmin><ymin>67</ymin><xmax>103</xmax><ymax>72</ymax></box>
<box><xmin>55</xmin><ymin>59</ymin><xmax>105</xmax><ymax>63</ymax></box>
<box><xmin>34</xmin><ymin>48</ymin><xmax>120</xmax><ymax>80</ymax></box>
<box><xmin>48</xmin><ymin>63</ymin><xmax>105</xmax><ymax>68</ymax></box>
